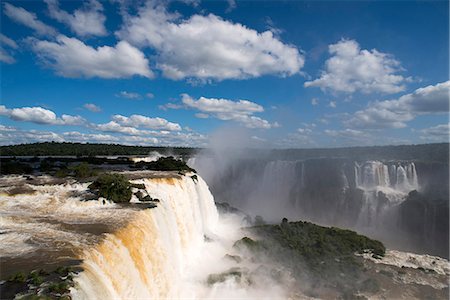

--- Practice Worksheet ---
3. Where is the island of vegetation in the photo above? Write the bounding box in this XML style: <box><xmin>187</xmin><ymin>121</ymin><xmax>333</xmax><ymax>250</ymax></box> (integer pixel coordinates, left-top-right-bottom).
<box><xmin>224</xmin><ymin>219</ymin><xmax>386</xmax><ymax>299</ymax></box>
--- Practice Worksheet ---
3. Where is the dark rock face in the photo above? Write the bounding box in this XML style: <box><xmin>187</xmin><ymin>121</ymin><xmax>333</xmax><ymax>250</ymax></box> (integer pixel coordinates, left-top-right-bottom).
<box><xmin>414</xmin><ymin>161</ymin><xmax>449</xmax><ymax>199</ymax></box>
<box><xmin>398</xmin><ymin>191</ymin><xmax>449</xmax><ymax>258</ymax></box>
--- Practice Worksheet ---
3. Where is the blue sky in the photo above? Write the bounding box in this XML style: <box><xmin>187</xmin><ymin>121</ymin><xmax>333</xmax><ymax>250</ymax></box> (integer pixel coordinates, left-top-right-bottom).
<box><xmin>1</xmin><ymin>0</ymin><xmax>448</xmax><ymax>147</ymax></box>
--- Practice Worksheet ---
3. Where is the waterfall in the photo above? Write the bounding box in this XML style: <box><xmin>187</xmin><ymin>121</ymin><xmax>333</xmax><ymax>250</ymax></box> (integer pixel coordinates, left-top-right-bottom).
<box><xmin>353</xmin><ymin>161</ymin><xmax>419</xmax><ymax>230</ymax></box>
<box><xmin>1</xmin><ymin>173</ymin><xmax>289</xmax><ymax>299</ymax></box>
<box><xmin>354</xmin><ymin>161</ymin><xmax>419</xmax><ymax>192</ymax></box>
<box><xmin>246</xmin><ymin>160</ymin><xmax>299</xmax><ymax>220</ymax></box>
<box><xmin>355</xmin><ymin>162</ymin><xmax>361</xmax><ymax>187</ymax></box>
<box><xmin>356</xmin><ymin>161</ymin><xmax>391</xmax><ymax>189</ymax></box>
<box><xmin>71</xmin><ymin>176</ymin><xmax>219</xmax><ymax>299</ymax></box>
<box><xmin>191</xmin><ymin>156</ymin><xmax>421</xmax><ymax>227</ymax></box>
<box><xmin>300</xmin><ymin>161</ymin><xmax>305</xmax><ymax>189</ymax></box>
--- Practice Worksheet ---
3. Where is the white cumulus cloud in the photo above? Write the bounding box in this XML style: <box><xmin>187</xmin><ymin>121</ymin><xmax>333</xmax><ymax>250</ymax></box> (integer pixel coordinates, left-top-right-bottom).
<box><xmin>62</xmin><ymin>131</ymin><xmax>120</xmax><ymax>143</ymax></box>
<box><xmin>3</xmin><ymin>3</ymin><xmax>57</xmax><ymax>36</ymax></box>
<box><xmin>83</xmin><ymin>103</ymin><xmax>102</xmax><ymax>112</ymax></box>
<box><xmin>0</xmin><ymin>128</ymin><xmax>64</xmax><ymax>145</ymax></box>
<box><xmin>305</xmin><ymin>39</ymin><xmax>409</xmax><ymax>94</ymax></box>
<box><xmin>45</xmin><ymin>0</ymin><xmax>107</xmax><ymax>37</ymax></box>
<box><xmin>111</xmin><ymin>114</ymin><xmax>182</xmax><ymax>131</ymax></box>
<box><xmin>419</xmin><ymin>124</ymin><xmax>449</xmax><ymax>142</ymax></box>
<box><xmin>0</xmin><ymin>105</ymin><xmax>86</xmax><ymax>125</ymax></box>
<box><xmin>0</xmin><ymin>106</ymin><xmax>206</xmax><ymax>146</ymax></box>
<box><xmin>117</xmin><ymin>2</ymin><xmax>304</xmax><ymax>81</ymax></box>
<box><xmin>94</xmin><ymin>121</ymin><xmax>142</xmax><ymax>135</ymax></box>
<box><xmin>31</xmin><ymin>35</ymin><xmax>153</xmax><ymax>79</ymax></box>
<box><xmin>181</xmin><ymin>94</ymin><xmax>279</xmax><ymax>129</ymax></box>
<box><xmin>345</xmin><ymin>81</ymin><xmax>450</xmax><ymax>129</ymax></box>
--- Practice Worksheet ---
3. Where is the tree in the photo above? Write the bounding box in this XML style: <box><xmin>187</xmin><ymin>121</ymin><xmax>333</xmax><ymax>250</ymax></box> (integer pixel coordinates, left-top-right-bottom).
<box><xmin>88</xmin><ymin>173</ymin><xmax>132</xmax><ymax>203</ymax></box>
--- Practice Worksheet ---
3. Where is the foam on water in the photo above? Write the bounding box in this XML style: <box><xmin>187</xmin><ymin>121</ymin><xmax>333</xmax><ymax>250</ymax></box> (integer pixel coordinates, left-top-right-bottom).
<box><xmin>0</xmin><ymin>180</ymin><xmax>132</xmax><ymax>261</ymax></box>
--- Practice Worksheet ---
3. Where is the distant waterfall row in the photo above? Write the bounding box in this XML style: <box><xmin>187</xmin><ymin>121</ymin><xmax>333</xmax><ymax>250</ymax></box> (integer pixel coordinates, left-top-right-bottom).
<box><xmin>191</xmin><ymin>155</ymin><xmax>448</xmax><ymax>258</ymax></box>
<box><xmin>354</xmin><ymin>161</ymin><xmax>419</xmax><ymax>191</ymax></box>
<box><xmin>258</xmin><ymin>160</ymin><xmax>420</xmax><ymax>192</ymax></box>
<box><xmin>191</xmin><ymin>157</ymin><xmax>422</xmax><ymax>233</ymax></box>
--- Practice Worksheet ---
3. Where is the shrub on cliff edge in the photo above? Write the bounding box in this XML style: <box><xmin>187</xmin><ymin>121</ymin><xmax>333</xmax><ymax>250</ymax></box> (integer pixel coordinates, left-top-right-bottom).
<box><xmin>88</xmin><ymin>173</ymin><xmax>132</xmax><ymax>203</ymax></box>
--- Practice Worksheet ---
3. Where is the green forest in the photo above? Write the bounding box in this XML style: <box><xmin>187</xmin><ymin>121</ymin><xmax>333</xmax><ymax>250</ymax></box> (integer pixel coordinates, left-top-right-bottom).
<box><xmin>0</xmin><ymin>142</ymin><xmax>198</xmax><ymax>157</ymax></box>
<box><xmin>0</xmin><ymin>142</ymin><xmax>448</xmax><ymax>163</ymax></box>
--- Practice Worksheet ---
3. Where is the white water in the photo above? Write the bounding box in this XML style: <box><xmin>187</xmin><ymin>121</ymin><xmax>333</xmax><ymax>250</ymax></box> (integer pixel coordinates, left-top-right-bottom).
<box><xmin>354</xmin><ymin>161</ymin><xmax>419</xmax><ymax>192</ymax></box>
<box><xmin>247</xmin><ymin>160</ymin><xmax>299</xmax><ymax>219</ymax></box>
<box><xmin>0</xmin><ymin>180</ymin><xmax>124</xmax><ymax>258</ymax></box>
<box><xmin>71</xmin><ymin>175</ymin><xmax>215</xmax><ymax>299</ymax></box>
<box><xmin>354</xmin><ymin>161</ymin><xmax>419</xmax><ymax>228</ymax></box>
<box><xmin>0</xmin><ymin>173</ymin><xmax>289</xmax><ymax>299</ymax></box>
<box><xmin>129</xmin><ymin>151</ymin><xmax>166</xmax><ymax>163</ymax></box>
<box><xmin>359</xmin><ymin>250</ymin><xmax>450</xmax><ymax>290</ymax></box>
<box><xmin>71</xmin><ymin>175</ymin><xmax>288</xmax><ymax>299</ymax></box>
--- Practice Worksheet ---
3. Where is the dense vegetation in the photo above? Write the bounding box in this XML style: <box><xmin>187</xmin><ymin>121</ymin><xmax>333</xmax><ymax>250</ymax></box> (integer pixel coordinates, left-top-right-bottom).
<box><xmin>88</xmin><ymin>173</ymin><xmax>133</xmax><ymax>203</ymax></box>
<box><xmin>0</xmin><ymin>156</ymin><xmax>195</xmax><ymax>176</ymax></box>
<box><xmin>233</xmin><ymin>220</ymin><xmax>386</xmax><ymax>298</ymax></box>
<box><xmin>133</xmin><ymin>156</ymin><xmax>196</xmax><ymax>172</ymax></box>
<box><xmin>239</xmin><ymin>220</ymin><xmax>385</xmax><ymax>259</ymax></box>
<box><xmin>0</xmin><ymin>142</ymin><xmax>197</xmax><ymax>157</ymax></box>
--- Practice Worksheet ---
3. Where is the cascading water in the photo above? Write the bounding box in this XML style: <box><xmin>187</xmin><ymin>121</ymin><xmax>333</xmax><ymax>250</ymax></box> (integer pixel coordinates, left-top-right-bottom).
<box><xmin>1</xmin><ymin>172</ymin><xmax>292</xmax><ymax>299</ymax></box>
<box><xmin>71</xmin><ymin>176</ymin><xmax>220</xmax><ymax>299</ymax></box>
<box><xmin>246</xmin><ymin>160</ymin><xmax>299</xmax><ymax>218</ymax></box>
<box><xmin>354</xmin><ymin>161</ymin><xmax>419</xmax><ymax>229</ymax></box>
<box><xmin>354</xmin><ymin>161</ymin><xmax>419</xmax><ymax>191</ymax></box>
